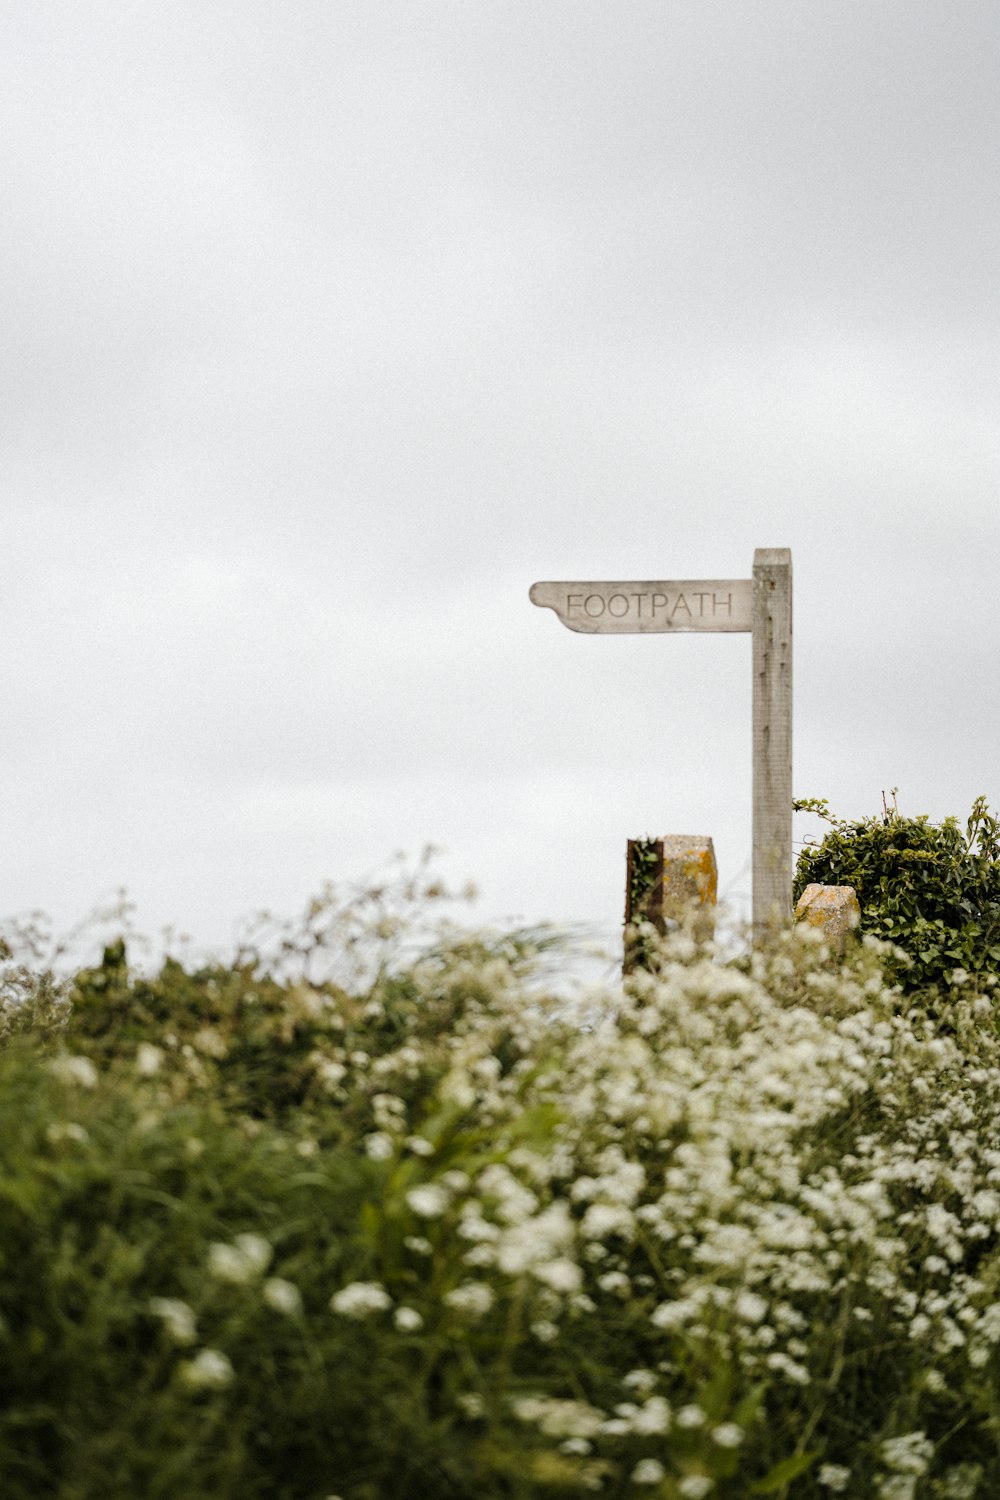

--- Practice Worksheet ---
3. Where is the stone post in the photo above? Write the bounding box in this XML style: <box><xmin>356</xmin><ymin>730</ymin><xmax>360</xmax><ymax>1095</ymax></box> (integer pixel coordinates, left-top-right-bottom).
<box><xmin>794</xmin><ymin>884</ymin><xmax>860</xmax><ymax>953</ymax></box>
<box><xmin>625</xmin><ymin>836</ymin><xmax>718</xmax><ymax>971</ymax></box>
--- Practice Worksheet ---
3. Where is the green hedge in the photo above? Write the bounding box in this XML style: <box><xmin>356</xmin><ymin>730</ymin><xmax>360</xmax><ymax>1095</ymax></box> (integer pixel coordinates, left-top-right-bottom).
<box><xmin>794</xmin><ymin>795</ymin><xmax>1000</xmax><ymax>993</ymax></box>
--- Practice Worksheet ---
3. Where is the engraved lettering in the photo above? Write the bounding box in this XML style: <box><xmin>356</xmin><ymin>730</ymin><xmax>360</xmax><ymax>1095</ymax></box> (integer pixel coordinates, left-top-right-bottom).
<box><xmin>531</xmin><ymin>577</ymin><xmax>753</xmax><ymax>634</ymax></box>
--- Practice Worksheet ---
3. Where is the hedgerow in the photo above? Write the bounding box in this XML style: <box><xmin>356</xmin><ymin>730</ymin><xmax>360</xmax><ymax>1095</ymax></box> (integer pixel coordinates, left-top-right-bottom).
<box><xmin>2</xmin><ymin>870</ymin><xmax>1000</xmax><ymax>1497</ymax></box>
<box><xmin>793</xmin><ymin>796</ymin><xmax>1000</xmax><ymax>996</ymax></box>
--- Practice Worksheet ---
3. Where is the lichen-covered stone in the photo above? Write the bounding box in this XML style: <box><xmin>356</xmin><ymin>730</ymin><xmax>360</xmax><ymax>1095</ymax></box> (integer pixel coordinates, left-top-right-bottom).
<box><xmin>794</xmin><ymin>883</ymin><xmax>860</xmax><ymax>952</ymax></box>
<box><xmin>624</xmin><ymin>836</ymin><xmax>718</xmax><ymax>972</ymax></box>
<box><xmin>659</xmin><ymin>837</ymin><xmax>718</xmax><ymax>918</ymax></box>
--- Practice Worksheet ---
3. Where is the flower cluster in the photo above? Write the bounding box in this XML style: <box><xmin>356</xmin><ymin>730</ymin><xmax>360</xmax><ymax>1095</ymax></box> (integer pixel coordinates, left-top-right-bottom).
<box><xmin>9</xmin><ymin>872</ymin><xmax>1000</xmax><ymax>1496</ymax></box>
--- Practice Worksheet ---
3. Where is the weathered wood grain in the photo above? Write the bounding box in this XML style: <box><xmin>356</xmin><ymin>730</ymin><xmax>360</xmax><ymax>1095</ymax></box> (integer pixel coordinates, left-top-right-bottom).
<box><xmin>752</xmin><ymin>548</ymin><xmax>793</xmax><ymax>927</ymax></box>
<box><xmin>529</xmin><ymin>579</ymin><xmax>752</xmax><ymax>633</ymax></box>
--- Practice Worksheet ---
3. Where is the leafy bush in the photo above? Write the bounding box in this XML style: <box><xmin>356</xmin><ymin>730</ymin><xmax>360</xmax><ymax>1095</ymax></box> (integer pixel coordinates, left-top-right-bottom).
<box><xmin>794</xmin><ymin>794</ymin><xmax>1000</xmax><ymax>994</ymax></box>
<box><xmin>5</xmin><ymin>877</ymin><xmax>1000</xmax><ymax>1495</ymax></box>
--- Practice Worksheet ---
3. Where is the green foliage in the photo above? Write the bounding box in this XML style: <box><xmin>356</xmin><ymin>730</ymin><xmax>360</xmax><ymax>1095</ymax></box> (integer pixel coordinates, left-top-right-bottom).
<box><xmin>6</xmin><ymin>874</ymin><xmax>1000</xmax><ymax>1495</ymax></box>
<box><xmin>625</xmin><ymin>839</ymin><xmax>662</xmax><ymax>973</ymax></box>
<box><xmin>793</xmin><ymin>794</ymin><xmax>1000</xmax><ymax>994</ymax></box>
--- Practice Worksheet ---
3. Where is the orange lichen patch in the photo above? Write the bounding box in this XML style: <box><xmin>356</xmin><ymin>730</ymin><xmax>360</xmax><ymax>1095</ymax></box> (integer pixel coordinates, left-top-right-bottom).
<box><xmin>794</xmin><ymin>884</ymin><xmax>860</xmax><ymax>952</ymax></box>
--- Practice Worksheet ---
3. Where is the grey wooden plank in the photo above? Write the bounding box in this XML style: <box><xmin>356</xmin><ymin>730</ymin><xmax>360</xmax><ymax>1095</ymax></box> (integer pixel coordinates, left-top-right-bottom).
<box><xmin>752</xmin><ymin>548</ymin><xmax>793</xmax><ymax>927</ymax></box>
<box><xmin>529</xmin><ymin>579</ymin><xmax>752</xmax><ymax>633</ymax></box>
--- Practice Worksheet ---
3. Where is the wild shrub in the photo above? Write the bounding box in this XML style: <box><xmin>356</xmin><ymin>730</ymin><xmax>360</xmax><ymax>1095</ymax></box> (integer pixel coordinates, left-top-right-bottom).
<box><xmin>794</xmin><ymin>794</ymin><xmax>1000</xmax><ymax>994</ymax></box>
<box><xmin>3</xmin><ymin>877</ymin><xmax>1000</xmax><ymax>1496</ymax></box>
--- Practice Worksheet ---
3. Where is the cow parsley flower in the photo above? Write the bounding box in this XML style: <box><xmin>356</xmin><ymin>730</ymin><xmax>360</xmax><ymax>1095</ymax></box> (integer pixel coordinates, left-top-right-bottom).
<box><xmin>180</xmin><ymin>1348</ymin><xmax>235</xmax><ymax>1391</ymax></box>
<box><xmin>149</xmin><ymin>1297</ymin><xmax>197</xmax><ymax>1345</ymax></box>
<box><xmin>207</xmin><ymin>1234</ymin><xmax>272</xmax><ymax>1284</ymax></box>
<box><xmin>678</xmin><ymin>1477</ymin><xmax>713</xmax><ymax>1498</ymax></box>
<box><xmin>49</xmin><ymin>1054</ymin><xmax>98</xmax><ymax>1089</ymax></box>
<box><xmin>135</xmin><ymin>1043</ymin><xmax>164</xmax><ymax>1076</ymax></box>
<box><xmin>711</xmin><ymin>1422</ymin><xmax>744</xmax><ymax>1447</ymax></box>
<box><xmin>394</xmin><ymin>1306</ymin><xmax>424</xmax><ymax>1332</ymax></box>
<box><xmin>262</xmin><ymin>1278</ymin><xmax>302</xmax><ymax>1316</ymax></box>
<box><xmin>330</xmin><ymin>1281</ymin><xmax>392</xmax><ymax>1318</ymax></box>
<box><xmin>364</xmin><ymin>1132</ymin><xmax>395</xmax><ymax>1161</ymax></box>
<box><xmin>406</xmin><ymin>1184</ymin><xmax>449</xmax><ymax>1218</ymax></box>
<box><xmin>631</xmin><ymin>1458</ymin><xmax>666</xmax><ymax>1484</ymax></box>
<box><xmin>443</xmin><ymin>1281</ymin><xmax>494</xmax><ymax>1318</ymax></box>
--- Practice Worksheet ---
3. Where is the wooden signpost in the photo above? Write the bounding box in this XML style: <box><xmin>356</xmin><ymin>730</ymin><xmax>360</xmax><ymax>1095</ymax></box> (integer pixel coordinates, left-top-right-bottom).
<box><xmin>530</xmin><ymin>548</ymin><xmax>793</xmax><ymax>927</ymax></box>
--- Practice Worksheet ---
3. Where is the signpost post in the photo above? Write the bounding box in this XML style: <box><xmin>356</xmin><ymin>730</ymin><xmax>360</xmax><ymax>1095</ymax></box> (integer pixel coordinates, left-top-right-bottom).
<box><xmin>530</xmin><ymin>548</ymin><xmax>792</xmax><ymax>928</ymax></box>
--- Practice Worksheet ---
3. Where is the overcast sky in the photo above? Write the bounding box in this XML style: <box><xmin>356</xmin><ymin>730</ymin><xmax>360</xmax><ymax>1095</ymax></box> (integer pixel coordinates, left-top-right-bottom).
<box><xmin>3</xmin><ymin>1</ymin><xmax>999</xmax><ymax>965</ymax></box>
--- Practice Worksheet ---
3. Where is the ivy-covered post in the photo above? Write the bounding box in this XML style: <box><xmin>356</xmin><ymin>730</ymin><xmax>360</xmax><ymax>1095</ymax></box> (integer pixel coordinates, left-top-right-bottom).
<box><xmin>624</xmin><ymin>836</ymin><xmax>718</xmax><ymax>972</ymax></box>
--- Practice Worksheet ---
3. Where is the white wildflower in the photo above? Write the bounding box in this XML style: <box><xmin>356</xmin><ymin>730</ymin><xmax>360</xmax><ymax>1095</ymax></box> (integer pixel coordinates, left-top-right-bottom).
<box><xmin>49</xmin><ymin>1054</ymin><xmax>98</xmax><ymax>1089</ymax></box>
<box><xmin>135</xmin><ymin>1043</ymin><xmax>164</xmax><ymax>1076</ymax></box>
<box><xmin>631</xmin><ymin>1458</ymin><xmax>666</xmax><ymax>1484</ymax></box>
<box><xmin>330</xmin><ymin>1281</ymin><xmax>392</xmax><ymax>1318</ymax></box>
<box><xmin>937</xmin><ymin>1464</ymin><xmax>982</xmax><ymax>1499</ymax></box>
<box><xmin>394</xmin><ymin>1305</ymin><xmax>424</xmax><ymax>1333</ymax></box>
<box><xmin>678</xmin><ymin>1477</ymin><xmax>713</xmax><ymax>1499</ymax></box>
<box><xmin>406</xmin><ymin>1184</ymin><xmax>450</xmax><ymax>1218</ymax></box>
<box><xmin>207</xmin><ymin>1234</ymin><xmax>272</xmax><ymax>1284</ymax></box>
<box><xmin>149</xmin><ymin>1296</ymin><xmax>197</xmax><ymax>1345</ymax></box>
<box><xmin>262</xmin><ymin>1278</ymin><xmax>302</xmax><ymax>1316</ymax></box>
<box><xmin>650</xmin><ymin>1297</ymin><xmax>691</xmax><ymax>1329</ymax></box>
<box><xmin>193</xmin><ymin>1026</ymin><xmax>227</xmax><ymax>1059</ymax></box>
<box><xmin>532</xmin><ymin>1256</ymin><xmax>582</xmax><ymax>1295</ymax></box>
<box><xmin>580</xmin><ymin>1202</ymin><xmax>634</xmax><ymax>1241</ymax></box>
<box><xmin>179</xmin><ymin>1347</ymin><xmax>234</xmax><ymax>1391</ymax></box>
<box><xmin>312</xmin><ymin>1056</ymin><xmax>347</xmax><ymax>1089</ymax></box>
<box><xmin>632</xmin><ymin>1396</ymin><xmax>671</xmax><ymax>1435</ymax></box>
<box><xmin>443</xmin><ymin>1281</ymin><xmax>494</xmax><ymax>1318</ymax></box>
<box><xmin>512</xmin><ymin>1395</ymin><xmax>605</xmax><ymax>1440</ymax></box>
<box><xmin>531</xmin><ymin>1319</ymin><xmax>558</xmax><ymax>1342</ymax></box>
<box><xmin>676</xmin><ymin>1404</ymin><xmax>706</xmax><ymax>1428</ymax></box>
<box><xmin>817</xmin><ymin>1466</ymin><xmax>851</xmax><ymax>1492</ymax></box>
<box><xmin>364</xmin><ymin>1132</ymin><xmax>395</xmax><ymax>1161</ymax></box>
<box><xmin>442</xmin><ymin>1170</ymin><xmax>471</xmax><ymax>1193</ymax></box>
<box><xmin>878</xmin><ymin>1430</ymin><xmax>933</xmax><ymax>1476</ymax></box>
<box><xmin>765</xmin><ymin>1352</ymin><xmax>810</xmax><ymax>1384</ymax></box>
<box><xmin>371</xmin><ymin>1093</ymin><xmax>406</xmax><ymax>1127</ymax></box>
<box><xmin>711</xmin><ymin>1422</ymin><xmax>744</xmax><ymax>1447</ymax></box>
<box><xmin>734</xmin><ymin>1290</ymin><xmax>768</xmax><ymax>1323</ymax></box>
